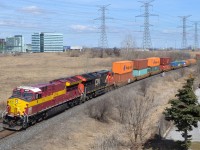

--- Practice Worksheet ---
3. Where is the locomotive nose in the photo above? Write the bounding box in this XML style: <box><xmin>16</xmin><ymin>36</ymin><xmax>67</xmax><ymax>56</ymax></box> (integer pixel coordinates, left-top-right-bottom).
<box><xmin>7</xmin><ymin>98</ymin><xmax>23</xmax><ymax>116</ymax></box>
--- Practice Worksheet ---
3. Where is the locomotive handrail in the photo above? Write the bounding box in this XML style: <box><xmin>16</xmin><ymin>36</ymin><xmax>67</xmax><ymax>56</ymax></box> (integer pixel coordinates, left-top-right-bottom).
<box><xmin>23</xmin><ymin>111</ymin><xmax>29</xmax><ymax>123</ymax></box>
<box><xmin>1</xmin><ymin>108</ymin><xmax>7</xmax><ymax>119</ymax></box>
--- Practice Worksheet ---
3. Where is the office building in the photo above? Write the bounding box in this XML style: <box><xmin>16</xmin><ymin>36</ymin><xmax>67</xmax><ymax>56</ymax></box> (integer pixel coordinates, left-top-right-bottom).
<box><xmin>6</xmin><ymin>35</ymin><xmax>24</xmax><ymax>52</ymax></box>
<box><xmin>31</xmin><ymin>32</ymin><xmax>63</xmax><ymax>52</ymax></box>
<box><xmin>31</xmin><ymin>33</ymin><xmax>40</xmax><ymax>52</ymax></box>
<box><xmin>0</xmin><ymin>39</ymin><xmax>6</xmax><ymax>52</ymax></box>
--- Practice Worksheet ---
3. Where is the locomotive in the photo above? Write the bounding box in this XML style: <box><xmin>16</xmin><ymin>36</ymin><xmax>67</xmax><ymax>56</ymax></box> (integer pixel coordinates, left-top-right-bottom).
<box><xmin>2</xmin><ymin>57</ymin><xmax>197</xmax><ymax>130</ymax></box>
<box><xmin>3</xmin><ymin>70</ymin><xmax>112</xmax><ymax>130</ymax></box>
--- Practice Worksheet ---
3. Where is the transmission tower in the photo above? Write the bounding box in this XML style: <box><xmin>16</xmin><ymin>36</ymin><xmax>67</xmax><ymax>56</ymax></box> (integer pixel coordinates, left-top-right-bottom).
<box><xmin>136</xmin><ymin>0</ymin><xmax>158</xmax><ymax>50</ymax></box>
<box><xmin>95</xmin><ymin>5</ymin><xmax>112</xmax><ymax>54</ymax></box>
<box><xmin>191</xmin><ymin>21</ymin><xmax>200</xmax><ymax>50</ymax></box>
<box><xmin>178</xmin><ymin>15</ymin><xmax>191</xmax><ymax>49</ymax></box>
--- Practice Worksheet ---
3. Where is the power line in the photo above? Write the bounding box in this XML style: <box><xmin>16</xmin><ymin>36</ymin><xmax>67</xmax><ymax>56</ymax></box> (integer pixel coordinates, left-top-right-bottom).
<box><xmin>178</xmin><ymin>15</ymin><xmax>191</xmax><ymax>49</ymax></box>
<box><xmin>191</xmin><ymin>21</ymin><xmax>200</xmax><ymax>50</ymax></box>
<box><xmin>95</xmin><ymin>4</ymin><xmax>112</xmax><ymax>54</ymax></box>
<box><xmin>136</xmin><ymin>0</ymin><xmax>158</xmax><ymax>50</ymax></box>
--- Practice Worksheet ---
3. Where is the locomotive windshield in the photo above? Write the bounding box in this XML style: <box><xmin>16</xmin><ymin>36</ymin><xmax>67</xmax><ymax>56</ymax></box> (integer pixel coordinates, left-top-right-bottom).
<box><xmin>23</xmin><ymin>92</ymin><xmax>33</xmax><ymax>101</ymax></box>
<box><xmin>12</xmin><ymin>90</ymin><xmax>21</xmax><ymax>98</ymax></box>
<box><xmin>11</xmin><ymin>90</ymin><xmax>33</xmax><ymax>101</ymax></box>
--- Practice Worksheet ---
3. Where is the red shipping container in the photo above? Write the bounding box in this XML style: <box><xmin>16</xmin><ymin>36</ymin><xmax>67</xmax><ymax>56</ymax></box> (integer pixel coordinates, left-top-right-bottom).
<box><xmin>160</xmin><ymin>57</ymin><xmax>171</xmax><ymax>65</ymax></box>
<box><xmin>113</xmin><ymin>72</ymin><xmax>133</xmax><ymax>84</ymax></box>
<box><xmin>132</xmin><ymin>59</ymin><xmax>148</xmax><ymax>70</ymax></box>
<box><xmin>160</xmin><ymin>65</ymin><xmax>171</xmax><ymax>71</ymax></box>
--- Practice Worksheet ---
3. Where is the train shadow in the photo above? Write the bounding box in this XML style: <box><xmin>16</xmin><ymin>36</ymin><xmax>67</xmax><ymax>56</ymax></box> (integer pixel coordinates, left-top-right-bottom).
<box><xmin>143</xmin><ymin>134</ymin><xmax>184</xmax><ymax>150</ymax></box>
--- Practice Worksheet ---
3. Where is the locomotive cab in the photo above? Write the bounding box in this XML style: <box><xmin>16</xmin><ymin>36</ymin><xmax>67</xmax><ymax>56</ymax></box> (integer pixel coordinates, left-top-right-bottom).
<box><xmin>2</xmin><ymin>86</ymin><xmax>41</xmax><ymax>130</ymax></box>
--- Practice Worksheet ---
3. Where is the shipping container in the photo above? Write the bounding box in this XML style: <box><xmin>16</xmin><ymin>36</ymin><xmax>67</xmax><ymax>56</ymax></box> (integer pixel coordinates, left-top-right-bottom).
<box><xmin>148</xmin><ymin>66</ymin><xmax>160</xmax><ymax>72</ymax></box>
<box><xmin>170</xmin><ymin>61</ymin><xmax>185</xmax><ymax>67</ymax></box>
<box><xmin>113</xmin><ymin>72</ymin><xmax>133</xmax><ymax>85</ymax></box>
<box><xmin>196</xmin><ymin>54</ymin><xmax>200</xmax><ymax>59</ymax></box>
<box><xmin>160</xmin><ymin>65</ymin><xmax>171</xmax><ymax>71</ymax></box>
<box><xmin>180</xmin><ymin>60</ymin><xmax>187</xmax><ymax>66</ymax></box>
<box><xmin>160</xmin><ymin>57</ymin><xmax>171</xmax><ymax>65</ymax></box>
<box><xmin>132</xmin><ymin>59</ymin><xmax>148</xmax><ymax>70</ymax></box>
<box><xmin>147</xmin><ymin>66</ymin><xmax>161</xmax><ymax>76</ymax></box>
<box><xmin>147</xmin><ymin>57</ymin><xmax>160</xmax><ymax>67</ymax></box>
<box><xmin>184</xmin><ymin>60</ymin><xmax>191</xmax><ymax>66</ymax></box>
<box><xmin>187</xmin><ymin>59</ymin><xmax>197</xmax><ymax>65</ymax></box>
<box><xmin>112</xmin><ymin>61</ymin><xmax>133</xmax><ymax>74</ymax></box>
<box><xmin>133</xmin><ymin>68</ymin><xmax>149</xmax><ymax>77</ymax></box>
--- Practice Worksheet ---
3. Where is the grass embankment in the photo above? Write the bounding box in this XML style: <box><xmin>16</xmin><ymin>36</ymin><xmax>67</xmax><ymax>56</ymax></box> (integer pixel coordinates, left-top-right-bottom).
<box><xmin>191</xmin><ymin>142</ymin><xmax>200</xmax><ymax>150</ymax></box>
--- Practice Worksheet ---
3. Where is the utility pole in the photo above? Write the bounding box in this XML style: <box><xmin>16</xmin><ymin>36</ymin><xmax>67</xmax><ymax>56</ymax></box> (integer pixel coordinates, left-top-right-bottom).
<box><xmin>136</xmin><ymin>0</ymin><xmax>158</xmax><ymax>51</ymax></box>
<box><xmin>178</xmin><ymin>15</ymin><xmax>191</xmax><ymax>49</ymax></box>
<box><xmin>191</xmin><ymin>21</ymin><xmax>200</xmax><ymax>50</ymax></box>
<box><xmin>95</xmin><ymin>4</ymin><xmax>112</xmax><ymax>57</ymax></box>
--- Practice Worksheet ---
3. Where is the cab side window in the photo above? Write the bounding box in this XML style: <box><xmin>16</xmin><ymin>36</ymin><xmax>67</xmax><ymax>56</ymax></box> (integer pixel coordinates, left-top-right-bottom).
<box><xmin>35</xmin><ymin>93</ymin><xmax>42</xmax><ymax>99</ymax></box>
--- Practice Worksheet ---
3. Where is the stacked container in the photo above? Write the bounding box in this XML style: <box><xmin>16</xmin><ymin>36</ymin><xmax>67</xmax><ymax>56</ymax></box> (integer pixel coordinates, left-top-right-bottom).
<box><xmin>184</xmin><ymin>60</ymin><xmax>191</xmax><ymax>66</ymax></box>
<box><xmin>132</xmin><ymin>59</ymin><xmax>149</xmax><ymax>77</ymax></box>
<box><xmin>147</xmin><ymin>57</ymin><xmax>161</xmax><ymax>74</ymax></box>
<box><xmin>187</xmin><ymin>59</ymin><xmax>197</xmax><ymax>65</ymax></box>
<box><xmin>112</xmin><ymin>61</ymin><xmax>133</xmax><ymax>85</ymax></box>
<box><xmin>196</xmin><ymin>54</ymin><xmax>200</xmax><ymax>60</ymax></box>
<box><xmin>160</xmin><ymin>57</ymin><xmax>171</xmax><ymax>71</ymax></box>
<box><xmin>170</xmin><ymin>61</ymin><xmax>185</xmax><ymax>68</ymax></box>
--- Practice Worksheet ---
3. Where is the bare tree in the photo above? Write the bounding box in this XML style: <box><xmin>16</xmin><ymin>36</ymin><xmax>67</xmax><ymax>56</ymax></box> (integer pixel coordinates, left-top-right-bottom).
<box><xmin>180</xmin><ymin>68</ymin><xmax>185</xmax><ymax>77</ymax></box>
<box><xmin>116</xmin><ymin>95</ymin><xmax>130</xmax><ymax>124</ymax></box>
<box><xmin>91</xmin><ymin>135</ymin><xmax>120</xmax><ymax>150</ymax></box>
<box><xmin>140</xmin><ymin>80</ymin><xmax>150</xmax><ymax>96</ymax></box>
<box><xmin>196</xmin><ymin>60</ymin><xmax>200</xmax><ymax>74</ymax></box>
<box><xmin>127</xmin><ymin>94</ymin><xmax>155</xmax><ymax>143</ymax></box>
<box><xmin>88</xmin><ymin>98</ymin><xmax>110</xmax><ymax>123</ymax></box>
<box><xmin>121</xmin><ymin>34</ymin><xmax>136</xmax><ymax>59</ymax></box>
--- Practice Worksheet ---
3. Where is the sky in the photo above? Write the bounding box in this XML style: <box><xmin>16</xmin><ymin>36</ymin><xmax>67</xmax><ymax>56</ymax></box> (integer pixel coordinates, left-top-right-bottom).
<box><xmin>0</xmin><ymin>0</ymin><xmax>200</xmax><ymax>48</ymax></box>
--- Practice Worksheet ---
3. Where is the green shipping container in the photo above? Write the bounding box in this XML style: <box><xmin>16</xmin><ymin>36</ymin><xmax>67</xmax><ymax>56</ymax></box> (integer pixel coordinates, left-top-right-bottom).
<box><xmin>148</xmin><ymin>66</ymin><xmax>160</xmax><ymax>72</ymax></box>
<box><xmin>133</xmin><ymin>68</ymin><xmax>149</xmax><ymax>77</ymax></box>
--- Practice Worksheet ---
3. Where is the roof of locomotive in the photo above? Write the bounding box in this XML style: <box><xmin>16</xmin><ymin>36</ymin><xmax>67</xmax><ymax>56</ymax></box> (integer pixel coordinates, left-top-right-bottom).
<box><xmin>96</xmin><ymin>70</ymin><xmax>109</xmax><ymax>74</ymax></box>
<box><xmin>80</xmin><ymin>73</ymin><xmax>97</xmax><ymax>81</ymax></box>
<box><xmin>17</xmin><ymin>86</ymin><xmax>41</xmax><ymax>92</ymax></box>
<box><xmin>50</xmin><ymin>76</ymin><xmax>82</xmax><ymax>86</ymax></box>
<box><xmin>32</xmin><ymin>83</ymin><xmax>52</xmax><ymax>88</ymax></box>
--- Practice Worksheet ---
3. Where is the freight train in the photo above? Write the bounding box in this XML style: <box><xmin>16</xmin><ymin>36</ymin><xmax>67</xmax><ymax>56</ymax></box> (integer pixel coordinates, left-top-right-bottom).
<box><xmin>2</xmin><ymin>57</ymin><xmax>197</xmax><ymax>130</ymax></box>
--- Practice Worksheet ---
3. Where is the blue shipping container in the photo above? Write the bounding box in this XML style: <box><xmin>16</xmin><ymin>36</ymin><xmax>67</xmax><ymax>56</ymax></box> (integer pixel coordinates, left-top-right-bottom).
<box><xmin>170</xmin><ymin>61</ymin><xmax>185</xmax><ymax>67</ymax></box>
<box><xmin>133</xmin><ymin>68</ymin><xmax>149</xmax><ymax>77</ymax></box>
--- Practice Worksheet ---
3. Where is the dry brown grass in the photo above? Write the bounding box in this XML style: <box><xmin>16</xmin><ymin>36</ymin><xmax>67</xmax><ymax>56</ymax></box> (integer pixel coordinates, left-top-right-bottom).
<box><xmin>121</xmin><ymin>50</ymin><xmax>193</xmax><ymax>61</ymax></box>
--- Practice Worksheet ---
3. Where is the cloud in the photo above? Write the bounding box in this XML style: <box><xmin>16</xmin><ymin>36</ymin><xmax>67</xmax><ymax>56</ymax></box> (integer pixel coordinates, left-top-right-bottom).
<box><xmin>20</xmin><ymin>6</ymin><xmax>45</xmax><ymax>15</ymax></box>
<box><xmin>161</xmin><ymin>29</ymin><xmax>179</xmax><ymax>34</ymax></box>
<box><xmin>0</xmin><ymin>20</ymin><xmax>38</xmax><ymax>28</ymax></box>
<box><xmin>70</xmin><ymin>24</ymin><xmax>96</xmax><ymax>32</ymax></box>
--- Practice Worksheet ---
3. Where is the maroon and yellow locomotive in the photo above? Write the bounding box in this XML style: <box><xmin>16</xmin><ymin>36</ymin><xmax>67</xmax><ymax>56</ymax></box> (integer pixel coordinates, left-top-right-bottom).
<box><xmin>3</xmin><ymin>70</ymin><xmax>112</xmax><ymax>130</ymax></box>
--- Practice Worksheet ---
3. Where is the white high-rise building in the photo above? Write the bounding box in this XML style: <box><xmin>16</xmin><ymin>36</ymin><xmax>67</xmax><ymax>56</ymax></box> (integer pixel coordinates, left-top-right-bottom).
<box><xmin>31</xmin><ymin>32</ymin><xmax>63</xmax><ymax>52</ymax></box>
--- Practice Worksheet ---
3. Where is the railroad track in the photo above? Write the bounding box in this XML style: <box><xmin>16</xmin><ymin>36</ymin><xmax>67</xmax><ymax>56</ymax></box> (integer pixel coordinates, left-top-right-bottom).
<box><xmin>0</xmin><ymin>129</ymin><xmax>16</xmax><ymax>140</ymax></box>
<box><xmin>0</xmin><ymin>118</ymin><xmax>16</xmax><ymax>140</ymax></box>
